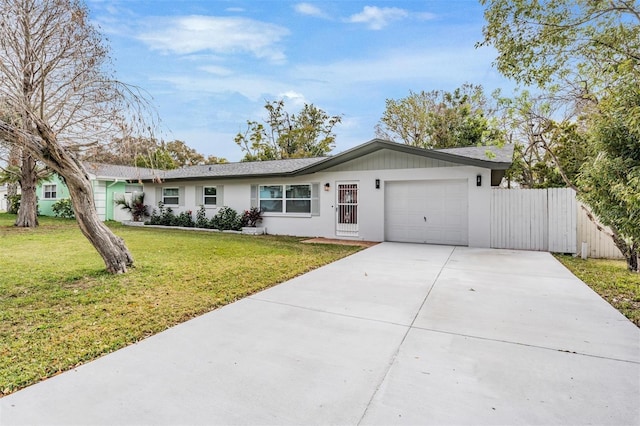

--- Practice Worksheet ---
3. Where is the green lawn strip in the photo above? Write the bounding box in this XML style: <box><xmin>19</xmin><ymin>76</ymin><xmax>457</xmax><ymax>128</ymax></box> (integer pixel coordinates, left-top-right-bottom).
<box><xmin>555</xmin><ymin>254</ymin><xmax>640</xmax><ymax>327</ymax></box>
<box><xmin>0</xmin><ymin>213</ymin><xmax>361</xmax><ymax>396</ymax></box>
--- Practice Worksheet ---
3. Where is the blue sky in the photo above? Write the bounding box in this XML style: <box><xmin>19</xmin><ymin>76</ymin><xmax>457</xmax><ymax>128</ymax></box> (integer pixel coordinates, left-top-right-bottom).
<box><xmin>87</xmin><ymin>0</ymin><xmax>515</xmax><ymax>162</ymax></box>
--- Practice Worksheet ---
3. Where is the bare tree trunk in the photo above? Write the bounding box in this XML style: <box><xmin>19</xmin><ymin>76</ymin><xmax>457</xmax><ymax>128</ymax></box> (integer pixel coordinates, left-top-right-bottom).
<box><xmin>0</xmin><ymin>120</ymin><xmax>134</xmax><ymax>274</ymax></box>
<box><xmin>66</xmin><ymin>171</ymin><xmax>133</xmax><ymax>274</ymax></box>
<box><xmin>15</xmin><ymin>152</ymin><xmax>38</xmax><ymax>227</ymax></box>
<box><xmin>35</xmin><ymin>123</ymin><xmax>133</xmax><ymax>274</ymax></box>
<box><xmin>6</xmin><ymin>182</ymin><xmax>17</xmax><ymax>213</ymax></box>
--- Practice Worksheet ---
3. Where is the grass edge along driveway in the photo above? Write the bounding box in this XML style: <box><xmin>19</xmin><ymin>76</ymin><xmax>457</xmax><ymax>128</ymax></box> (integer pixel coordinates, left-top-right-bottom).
<box><xmin>0</xmin><ymin>214</ymin><xmax>361</xmax><ymax>396</ymax></box>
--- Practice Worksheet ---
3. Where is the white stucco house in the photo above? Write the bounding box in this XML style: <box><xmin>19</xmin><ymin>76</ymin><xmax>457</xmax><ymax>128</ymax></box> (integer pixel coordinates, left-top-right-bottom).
<box><xmin>141</xmin><ymin>139</ymin><xmax>514</xmax><ymax>247</ymax></box>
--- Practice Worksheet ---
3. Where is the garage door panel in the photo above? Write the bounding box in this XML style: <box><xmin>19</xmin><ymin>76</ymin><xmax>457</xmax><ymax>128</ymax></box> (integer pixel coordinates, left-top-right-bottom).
<box><xmin>385</xmin><ymin>179</ymin><xmax>468</xmax><ymax>246</ymax></box>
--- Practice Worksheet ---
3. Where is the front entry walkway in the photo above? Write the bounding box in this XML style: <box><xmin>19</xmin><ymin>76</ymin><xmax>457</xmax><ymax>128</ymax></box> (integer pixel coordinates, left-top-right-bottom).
<box><xmin>2</xmin><ymin>243</ymin><xmax>639</xmax><ymax>425</ymax></box>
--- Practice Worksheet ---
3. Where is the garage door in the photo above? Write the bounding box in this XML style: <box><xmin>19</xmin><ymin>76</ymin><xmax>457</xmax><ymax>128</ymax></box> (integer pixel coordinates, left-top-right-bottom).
<box><xmin>385</xmin><ymin>179</ymin><xmax>468</xmax><ymax>245</ymax></box>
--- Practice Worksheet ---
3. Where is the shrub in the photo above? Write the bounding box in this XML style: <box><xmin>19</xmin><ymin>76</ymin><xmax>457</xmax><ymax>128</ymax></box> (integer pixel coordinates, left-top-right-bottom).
<box><xmin>114</xmin><ymin>192</ymin><xmax>149</xmax><ymax>222</ymax></box>
<box><xmin>174</xmin><ymin>210</ymin><xmax>195</xmax><ymax>228</ymax></box>
<box><xmin>51</xmin><ymin>198</ymin><xmax>75</xmax><ymax>219</ymax></box>
<box><xmin>146</xmin><ymin>202</ymin><xmax>174</xmax><ymax>226</ymax></box>
<box><xmin>195</xmin><ymin>205</ymin><xmax>209</xmax><ymax>228</ymax></box>
<box><xmin>241</xmin><ymin>207</ymin><xmax>263</xmax><ymax>227</ymax></box>
<box><xmin>160</xmin><ymin>206</ymin><xmax>175</xmax><ymax>226</ymax></box>
<box><xmin>211</xmin><ymin>206</ymin><xmax>242</xmax><ymax>231</ymax></box>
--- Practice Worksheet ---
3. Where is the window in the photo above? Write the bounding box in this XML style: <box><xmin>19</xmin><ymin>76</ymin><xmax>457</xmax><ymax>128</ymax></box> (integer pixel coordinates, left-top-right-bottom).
<box><xmin>43</xmin><ymin>184</ymin><xmax>57</xmax><ymax>200</ymax></box>
<box><xmin>259</xmin><ymin>184</ymin><xmax>311</xmax><ymax>214</ymax></box>
<box><xmin>285</xmin><ymin>185</ymin><xmax>311</xmax><ymax>213</ymax></box>
<box><xmin>203</xmin><ymin>186</ymin><xmax>217</xmax><ymax>205</ymax></box>
<box><xmin>259</xmin><ymin>185</ymin><xmax>283</xmax><ymax>213</ymax></box>
<box><xmin>162</xmin><ymin>187</ymin><xmax>179</xmax><ymax>205</ymax></box>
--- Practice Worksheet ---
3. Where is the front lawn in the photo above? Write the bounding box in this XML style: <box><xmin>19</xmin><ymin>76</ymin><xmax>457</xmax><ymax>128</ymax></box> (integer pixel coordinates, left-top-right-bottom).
<box><xmin>555</xmin><ymin>254</ymin><xmax>640</xmax><ymax>327</ymax></box>
<box><xmin>0</xmin><ymin>213</ymin><xmax>361</xmax><ymax>396</ymax></box>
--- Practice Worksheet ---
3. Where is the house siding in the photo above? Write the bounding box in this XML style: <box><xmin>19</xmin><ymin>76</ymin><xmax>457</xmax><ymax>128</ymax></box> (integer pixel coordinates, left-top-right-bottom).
<box><xmin>324</xmin><ymin>149</ymin><xmax>457</xmax><ymax>172</ymax></box>
<box><xmin>38</xmin><ymin>175</ymin><xmax>70</xmax><ymax>217</ymax></box>
<box><xmin>105</xmin><ymin>181</ymin><xmax>128</xmax><ymax>221</ymax></box>
<box><xmin>144</xmin><ymin>165</ymin><xmax>492</xmax><ymax>247</ymax></box>
<box><xmin>92</xmin><ymin>181</ymin><xmax>107</xmax><ymax>221</ymax></box>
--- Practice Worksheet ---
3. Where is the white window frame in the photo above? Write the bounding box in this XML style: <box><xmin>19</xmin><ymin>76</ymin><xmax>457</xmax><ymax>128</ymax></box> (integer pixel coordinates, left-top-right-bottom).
<box><xmin>203</xmin><ymin>186</ymin><xmax>217</xmax><ymax>206</ymax></box>
<box><xmin>259</xmin><ymin>184</ymin><xmax>312</xmax><ymax>215</ymax></box>
<box><xmin>43</xmin><ymin>184</ymin><xmax>57</xmax><ymax>200</ymax></box>
<box><xmin>162</xmin><ymin>187</ymin><xmax>179</xmax><ymax>205</ymax></box>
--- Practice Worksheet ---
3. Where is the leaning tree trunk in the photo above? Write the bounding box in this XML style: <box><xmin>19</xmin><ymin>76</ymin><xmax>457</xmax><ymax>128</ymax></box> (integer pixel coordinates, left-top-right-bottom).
<box><xmin>15</xmin><ymin>153</ymin><xmax>38</xmax><ymax>227</ymax></box>
<box><xmin>65</xmin><ymin>170</ymin><xmax>134</xmax><ymax>274</ymax></box>
<box><xmin>1</xmin><ymin>118</ymin><xmax>135</xmax><ymax>274</ymax></box>
<box><xmin>33</xmin><ymin>122</ymin><xmax>133</xmax><ymax>274</ymax></box>
<box><xmin>612</xmin><ymin>233</ymin><xmax>639</xmax><ymax>272</ymax></box>
<box><xmin>582</xmin><ymin>205</ymin><xmax>639</xmax><ymax>272</ymax></box>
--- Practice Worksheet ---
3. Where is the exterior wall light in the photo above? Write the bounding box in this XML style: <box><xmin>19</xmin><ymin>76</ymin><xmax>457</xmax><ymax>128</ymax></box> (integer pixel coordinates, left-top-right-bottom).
<box><xmin>375</xmin><ymin>179</ymin><xmax>380</xmax><ymax>189</ymax></box>
<box><xmin>324</xmin><ymin>183</ymin><xmax>330</xmax><ymax>191</ymax></box>
<box><xmin>476</xmin><ymin>175</ymin><xmax>482</xmax><ymax>187</ymax></box>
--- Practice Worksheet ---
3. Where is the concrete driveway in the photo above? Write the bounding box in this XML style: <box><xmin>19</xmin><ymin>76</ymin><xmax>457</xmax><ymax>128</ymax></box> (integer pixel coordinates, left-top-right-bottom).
<box><xmin>1</xmin><ymin>243</ymin><xmax>639</xmax><ymax>425</ymax></box>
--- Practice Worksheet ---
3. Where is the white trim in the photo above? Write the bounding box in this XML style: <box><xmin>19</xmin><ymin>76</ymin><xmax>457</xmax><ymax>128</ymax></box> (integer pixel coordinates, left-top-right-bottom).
<box><xmin>258</xmin><ymin>183</ymin><xmax>312</xmax><ymax>215</ymax></box>
<box><xmin>42</xmin><ymin>183</ymin><xmax>58</xmax><ymax>200</ymax></box>
<box><xmin>162</xmin><ymin>187</ymin><xmax>179</xmax><ymax>206</ymax></box>
<box><xmin>203</xmin><ymin>186</ymin><xmax>218</xmax><ymax>207</ymax></box>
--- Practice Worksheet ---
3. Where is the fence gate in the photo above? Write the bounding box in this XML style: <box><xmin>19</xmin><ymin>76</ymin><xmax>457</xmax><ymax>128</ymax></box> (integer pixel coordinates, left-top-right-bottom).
<box><xmin>491</xmin><ymin>188</ymin><xmax>577</xmax><ymax>253</ymax></box>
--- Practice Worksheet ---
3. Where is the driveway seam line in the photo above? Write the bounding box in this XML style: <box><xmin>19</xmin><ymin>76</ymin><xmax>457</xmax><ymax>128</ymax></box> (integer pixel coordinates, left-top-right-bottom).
<box><xmin>355</xmin><ymin>245</ymin><xmax>457</xmax><ymax>426</ymax></box>
<box><xmin>246</xmin><ymin>296</ymin><xmax>411</xmax><ymax>328</ymax></box>
<box><xmin>411</xmin><ymin>326</ymin><xmax>640</xmax><ymax>365</ymax></box>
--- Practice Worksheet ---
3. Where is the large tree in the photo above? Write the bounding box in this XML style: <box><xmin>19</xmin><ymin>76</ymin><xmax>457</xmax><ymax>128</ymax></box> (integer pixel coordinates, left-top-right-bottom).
<box><xmin>0</xmin><ymin>0</ymin><xmax>156</xmax><ymax>274</ymax></box>
<box><xmin>235</xmin><ymin>99</ymin><xmax>342</xmax><ymax>161</ymax></box>
<box><xmin>83</xmin><ymin>137</ymin><xmax>227</xmax><ymax>168</ymax></box>
<box><xmin>375</xmin><ymin>84</ymin><xmax>503</xmax><ymax>149</ymax></box>
<box><xmin>0</xmin><ymin>101</ymin><xmax>40</xmax><ymax>225</ymax></box>
<box><xmin>499</xmin><ymin>91</ymin><xmax>592</xmax><ymax>189</ymax></box>
<box><xmin>480</xmin><ymin>0</ymin><xmax>640</xmax><ymax>270</ymax></box>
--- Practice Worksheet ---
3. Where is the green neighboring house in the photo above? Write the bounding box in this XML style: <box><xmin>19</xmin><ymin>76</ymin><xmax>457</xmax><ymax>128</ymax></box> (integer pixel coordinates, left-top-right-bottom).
<box><xmin>37</xmin><ymin>163</ymin><xmax>153</xmax><ymax>221</ymax></box>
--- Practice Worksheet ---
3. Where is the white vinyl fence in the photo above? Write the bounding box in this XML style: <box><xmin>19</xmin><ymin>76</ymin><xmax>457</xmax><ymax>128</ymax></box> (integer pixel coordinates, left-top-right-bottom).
<box><xmin>491</xmin><ymin>187</ymin><xmax>623</xmax><ymax>258</ymax></box>
<box><xmin>491</xmin><ymin>188</ymin><xmax>576</xmax><ymax>253</ymax></box>
<box><xmin>576</xmin><ymin>202</ymin><xmax>624</xmax><ymax>259</ymax></box>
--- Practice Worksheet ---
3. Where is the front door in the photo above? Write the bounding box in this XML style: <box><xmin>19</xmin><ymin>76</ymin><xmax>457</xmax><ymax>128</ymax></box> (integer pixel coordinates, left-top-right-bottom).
<box><xmin>336</xmin><ymin>182</ymin><xmax>358</xmax><ymax>236</ymax></box>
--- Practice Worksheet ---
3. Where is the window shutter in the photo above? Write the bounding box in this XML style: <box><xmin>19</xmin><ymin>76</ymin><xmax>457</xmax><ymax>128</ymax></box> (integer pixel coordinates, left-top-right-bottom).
<box><xmin>217</xmin><ymin>185</ymin><xmax>224</xmax><ymax>206</ymax></box>
<box><xmin>250</xmin><ymin>185</ymin><xmax>258</xmax><ymax>208</ymax></box>
<box><xmin>311</xmin><ymin>183</ymin><xmax>320</xmax><ymax>216</ymax></box>
<box><xmin>156</xmin><ymin>187</ymin><xmax>162</xmax><ymax>205</ymax></box>
<box><xmin>195</xmin><ymin>186</ymin><xmax>203</xmax><ymax>205</ymax></box>
<box><xmin>179</xmin><ymin>186</ymin><xmax>185</xmax><ymax>206</ymax></box>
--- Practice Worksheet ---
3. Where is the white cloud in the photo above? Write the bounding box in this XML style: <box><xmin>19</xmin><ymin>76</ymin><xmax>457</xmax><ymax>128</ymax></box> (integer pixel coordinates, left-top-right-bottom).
<box><xmin>198</xmin><ymin>65</ymin><xmax>234</xmax><ymax>76</ymax></box>
<box><xmin>294</xmin><ymin>3</ymin><xmax>328</xmax><ymax>19</ymax></box>
<box><xmin>138</xmin><ymin>16</ymin><xmax>290</xmax><ymax>62</ymax></box>
<box><xmin>347</xmin><ymin>6</ymin><xmax>408</xmax><ymax>30</ymax></box>
<box><xmin>278</xmin><ymin>91</ymin><xmax>308</xmax><ymax>108</ymax></box>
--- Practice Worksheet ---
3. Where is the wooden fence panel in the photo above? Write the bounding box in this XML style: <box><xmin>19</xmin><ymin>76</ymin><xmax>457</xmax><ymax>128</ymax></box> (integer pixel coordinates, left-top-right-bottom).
<box><xmin>576</xmin><ymin>203</ymin><xmax>624</xmax><ymax>259</ymax></box>
<box><xmin>491</xmin><ymin>188</ymin><xmax>621</xmax><ymax>258</ymax></box>
<box><xmin>491</xmin><ymin>189</ymin><xmax>548</xmax><ymax>251</ymax></box>
<box><xmin>548</xmin><ymin>188</ymin><xmax>577</xmax><ymax>253</ymax></box>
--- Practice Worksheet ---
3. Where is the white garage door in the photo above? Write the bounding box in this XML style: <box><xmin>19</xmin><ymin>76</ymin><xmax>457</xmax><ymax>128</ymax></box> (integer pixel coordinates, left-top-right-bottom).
<box><xmin>385</xmin><ymin>179</ymin><xmax>468</xmax><ymax>245</ymax></box>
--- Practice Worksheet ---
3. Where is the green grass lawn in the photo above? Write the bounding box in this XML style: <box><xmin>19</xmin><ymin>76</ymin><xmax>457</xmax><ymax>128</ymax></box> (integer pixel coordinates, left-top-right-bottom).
<box><xmin>0</xmin><ymin>213</ymin><xmax>361</xmax><ymax>396</ymax></box>
<box><xmin>555</xmin><ymin>254</ymin><xmax>640</xmax><ymax>327</ymax></box>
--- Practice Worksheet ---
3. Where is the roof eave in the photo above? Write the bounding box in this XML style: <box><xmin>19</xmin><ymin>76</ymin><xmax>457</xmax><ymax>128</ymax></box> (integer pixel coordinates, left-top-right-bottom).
<box><xmin>293</xmin><ymin>139</ymin><xmax>513</xmax><ymax>174</ymax></box>
<box><xmin>139</xmin><ymin>170</ymin><xmax>304</xmax><ymax>183</ymax></box>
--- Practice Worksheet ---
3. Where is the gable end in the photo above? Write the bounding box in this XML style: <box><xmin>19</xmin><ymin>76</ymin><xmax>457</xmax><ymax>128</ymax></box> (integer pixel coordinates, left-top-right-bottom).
<box><xmin>323</xmin><ymin>149</ymin><xmax>458</xmax><ymax>172</ymax></box>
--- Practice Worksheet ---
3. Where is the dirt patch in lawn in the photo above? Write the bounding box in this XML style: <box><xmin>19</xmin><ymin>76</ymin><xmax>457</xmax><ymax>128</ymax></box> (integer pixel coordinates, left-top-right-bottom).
<box><xmin>301</xmin><ymin>237</ymin><xmax>379</xmax><ymax>248</ymax></box>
